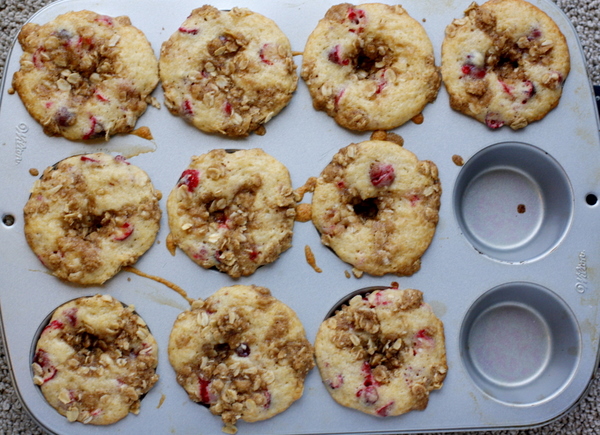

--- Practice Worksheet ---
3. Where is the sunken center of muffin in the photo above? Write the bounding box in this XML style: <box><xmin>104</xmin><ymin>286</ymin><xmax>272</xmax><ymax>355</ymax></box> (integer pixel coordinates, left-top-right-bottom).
<box><xmin>352</xmin><ymin>38</ymin><xmax>393</xmax><ymax>79</ymax></box>
<box><xmin>352</xmin><ymin>197</ymin><xmax>379</xmax><ymax>221</ymax></box>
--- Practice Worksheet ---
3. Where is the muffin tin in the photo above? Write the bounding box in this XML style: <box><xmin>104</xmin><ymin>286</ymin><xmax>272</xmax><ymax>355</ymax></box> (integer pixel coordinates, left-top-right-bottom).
<box><xmin>1</xmin><ymin>0</ymin><xmax>599</xmax><ymax>433</ymax></box>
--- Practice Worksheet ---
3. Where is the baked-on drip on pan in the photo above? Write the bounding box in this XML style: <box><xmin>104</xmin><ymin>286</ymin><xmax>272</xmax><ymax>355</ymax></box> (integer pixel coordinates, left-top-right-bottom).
<box><xmin>159</xmin><ymin>6</ymin><xmax>297</xmax><ymax>137</ymax></box>
<box><xmin>168</xmin><ymin>285</ymin><xmax>314</xmax><ymax>434</ymax></box>
<box><xmin>315</xmin><ymin>287</ymin><xmax>447</xmax><ymax>416</ymax></box>
<box><xmin>311</xmin><ymin>134</ymin><xmax>441</xmax><ymax>276</ymax></box>
<box><xmin>32</xmin><ymin>294</ymin><xmax>159</xmax><ymax>425</ymax></box>
<box><xmin>166</xmin><ymin>149</ymin><xmax>296</xmax><ymax>278</ymax></box>
<box><xmin>441</xmin><ymin>0</ymin><xmax>570</xmax><ymax>129</ymax></box>
<box><xmin>24</xmin><ymin>153</ymin><xmax>161</xmax><ymax>285</ymax></box>
<box><xmin>11</xmin><ymin>10</ymin><xmax>159</xmax><ymax>141</ymax></box>
<box><xmin>301</xmin><ymin>3</ymin><xmax>440</xmax><ymax>131</ymax></box>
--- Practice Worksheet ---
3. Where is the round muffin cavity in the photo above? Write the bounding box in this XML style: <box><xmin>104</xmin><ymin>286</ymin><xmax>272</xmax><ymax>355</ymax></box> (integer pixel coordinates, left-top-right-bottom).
<box><xmin>166</xmin><ymin>149</ymin><xmax>296</xmax><ymax>278</ymax></box>
<box><xmin>159</xmin><ymin>6</ymin><xmax>298</xmax><ymax>137</ymax></box>
<box><xmin>24</xmin><ymin>153</ymin><xmax>162</xmax><ymax>285</ymax></box>
<box><xmin>311</xmin><ymin>135</ymin><xmax>441</xmax><ymax>276</ymax></box>
<box><xmin>12</xmin><ymin>10</ymin><xmax>159</xmax><ymax>141</ymax></box>
<box><xmin>315</xmin><ymin>287</ymin><xmax>447</xmax><ymax>417</ymax></box>
<box><xmin>441</xmin><ymin>0</ymin><xmax>570</xmax><ymax>129</ymax></box>
<box><xmin>32</xmin><ymin>294</ymin><xmax>159</xmax><ymax>425</ymax></box>
<box><xmin>301</xmin><ymin>3</ymin><xmax>440</xmax><ymax>131</ymax></box>
<box><xmin>168</xmin><ymin>285</ymin><xmax>315</xmax><ymax>434</ymax></box>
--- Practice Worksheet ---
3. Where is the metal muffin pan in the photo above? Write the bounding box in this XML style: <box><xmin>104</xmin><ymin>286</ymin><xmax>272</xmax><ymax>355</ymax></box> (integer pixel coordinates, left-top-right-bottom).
<box><xmin>1</xmin><ymin>0</ymin><xmax>599</xmax><ymax>433</ymax></box>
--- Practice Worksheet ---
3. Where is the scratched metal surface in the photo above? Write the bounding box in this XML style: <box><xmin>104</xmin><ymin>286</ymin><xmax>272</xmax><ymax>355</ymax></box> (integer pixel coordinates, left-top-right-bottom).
<box><xmin>1</xmin><ymin>0</ymin><xmax>599</xmax><ymax>434</ymax></box>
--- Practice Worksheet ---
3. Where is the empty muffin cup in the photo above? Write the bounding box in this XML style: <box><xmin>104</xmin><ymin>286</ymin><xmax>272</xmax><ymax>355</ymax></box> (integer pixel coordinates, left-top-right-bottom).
<box><xmin>453</xmin><ymin>142</ymin><xmax>573</xmax><ymax>263</ymax></box>
<box><xmin>460</xmin><ymin>282</ymin><xmax>580</xmax><ymax>405</ymax></box>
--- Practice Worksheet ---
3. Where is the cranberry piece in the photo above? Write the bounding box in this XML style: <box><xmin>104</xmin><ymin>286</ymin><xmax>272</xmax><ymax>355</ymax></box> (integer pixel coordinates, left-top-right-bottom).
<box><xmin>263</xmin><ymin>390</ymin><xmax>272</xmax><ymax>409</ymax></box>
<box><xmin>198</xmin><ymin>377</ymin><xmax>211</xmax><ymax>403</ymax></box>
<box><xmin>408</xmin><ymin>194</ymin><xmax>420</xmax><ymax>206</ymax></box>
<box><xmin>248</xmin><ymin>250</ymin><xmax>259</xmax><ymax>261</ymax></box>
<box><xmin>34</xmin><ymin>349</ymin><xmax>57</xmax><ymax>383</ymax></box>
<box><xmin>347</xmin><ymin>7</ymin><xmax>366</xmax><ymax>32</ymax></box>
<box><xmin>80</xmin><ymin>155</ymin><xmax>100</xmax><ymax>163</ymax></box>
<box><xmin>485</xmin><ymin>112</ymin><xmax>504</xmax><ymax>129</ymax></box>
<box><xmin>415</xmin><ymin>329</ymin><xmax>433</xmax><ymax>343</ymax></box>
<box><xmin>94</xmin><ymin>90</ymin><xmax>109</xmax><ymax>102</ymax></box>
<box><xmin>224</xmin><ymin>101</ymin><xmax>233</xmax><ymax>116</ymax></box>
<box><xmin>376</xmin><ymin>401</ymin><xmax>394</xmax><ymax>416</ymax></box>
<box><xmin>376</xmin><ymin>76</ymin><xmax>387</xmax><ymax>94</ymax></box>
<box><xmin>461</xmin><ymin>63</ymin><xmax>486</xmax><ymax>79</ymax></box>
<box><xmin>63</xmin><ymin>307</ymin><xmax>78</xmax><ymax>326</ymax></box>
<box><xmin>178</xmin><ymin>27</ymin><xmax>199</xmax><ymax>35</ymax></box>
<box><xmin>328</xmin><ymin>45</ymin><xmax>349</xmax><ymax>66</ymax></box>
<box><xmin>193</xmin><ymin>247</ymin><xmax>208</xmax><ymax>262</ymax></box>
<box><xmin>499</xmin><ymin>79</ymin><xmax>513</xmax><ymax>96</ymax></box>
<box><xmin>54</xmin><ymin>107</ymin><xmax>75</xmax><ymax>127</ymax></box>
<box><xmin>235</xmin><ymin>343</ymin><xmax>251</xmax><ymax>357</ymax></box>
<box><xmin>43</xmin><ymin>320</ymin><xmax>64</xmax><ymax>333</ymax></box>
<box><xmin>328</xmin><ymin>374</ymin><xmax>344</xmax><ymax>389</ymax></box>
<box><xmin>83</xmin><ymin>116</ymin><xmax>100</xmax><ymax>140</ymax></box>
<box><xmin>528</xmin><ymin>27</ymin><xmax>542</xmax><ymax>40</ymax></box>
<box><xmin>95</xmin><ymin>15</ymin><xmax>114</xmax><ymax>26</ymax></box>
<box><xmin>334</xmin><ymin>89</ymin><xmax>345</xmax><ymax>108</ymax></box>
<box><xmin>369</xmin><ymin>162</ymin><xmax>395</xmax><ymax>187</ymax></box>
<box><xmin>177</xmin><ymin>169</ymin><xmax>200</xmax><ymax>192</ymax></box>
<box><xmin>357</xmin><ymin>385</ymin><xmax>379</xmax><ymax>404</ymax></box>
<box><xmin>369</xmin><ymin>291</ymin><xmax>390</xmax><ymax>307</ymax></box>
<box><xmin>182</xmin><ymin>100</ymin><xmax>194</xmax><ymax>116</ymax></box>
<box><xmin>361</xmin><ymin>361</ymin><xmax>377</xmax><ymax>387</ymax></box>
<box><xmin>113</xmin><ymin>222</ymin><xmax>134</xmax><ymax>241</ymax></box>
<box><xmin>114</xmin><ymin>155</ymin><xmax>130</xmax><ymax>165</ymax></box>
<box><xmin>260</xmin><ymin>44</ymin><xmax>274</xmax><ymax>65</ymax></box>
<box><xmin>413</xmin><ymin>329</ymin><xmax>435</xmax><ymax>355</ymax></box>
<box><xmin>347</xmin><ymin>8</ymin><xmax>365</xmax><ymax>24</ymax></box>
<box><xmin>32</xmin><ymin>47</ymin><xmax>45</xmax><ymax>69</ymax></box>
<box><xmin>521</xmin><ymin>80</ymin><xmax>535</xmax><ymax>103</ymax></box>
